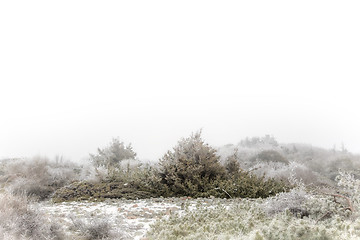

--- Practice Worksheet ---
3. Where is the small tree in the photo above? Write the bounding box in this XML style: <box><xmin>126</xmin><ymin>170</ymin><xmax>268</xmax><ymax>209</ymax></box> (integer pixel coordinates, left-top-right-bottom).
<box><xmin>90</xmin><ymin>138</ymin><xmax>136</xmax><ymax>168</ymax></box>
<box><xmin>159</xmin><ymin>130</ymin><xmax>226</xmax><ymax>196</ymax></box>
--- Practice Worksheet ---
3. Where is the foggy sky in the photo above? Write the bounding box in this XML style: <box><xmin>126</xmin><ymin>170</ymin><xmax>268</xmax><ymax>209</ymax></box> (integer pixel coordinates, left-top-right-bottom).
<box><xmin>1</xmin><ymin>1</ymin><xmax>359</xmax><ymax>162</ymax></box>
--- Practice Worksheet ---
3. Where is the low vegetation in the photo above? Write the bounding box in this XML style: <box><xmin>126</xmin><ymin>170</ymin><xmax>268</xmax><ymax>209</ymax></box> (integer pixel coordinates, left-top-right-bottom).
<box><xmin>52</xmin><ymin>131</ymin><xmax>288</xmax><ymax>201</ymax></box>
<box><xmin>0</xmin><ymin>191</ymin><xmax>63</xmax><ymax>240</ymax></box>
<box><xmin>1</xmin><ymin>132</ymin><xmax>360</xmax><ymax>239</ymax></box>
<box><xmin>0</xmin><ymin>156</ymin><xmax>81</xmax><ymax>200</ymax></box>
<box><xmin>158</xmin><ymin>131</ymin><xmax>288</xmax><ymax>198</ymax></box>
<box><xmin>147</xmin><ymin>173</ymin><xmax>360</xmax><ymax>239</ymax></box>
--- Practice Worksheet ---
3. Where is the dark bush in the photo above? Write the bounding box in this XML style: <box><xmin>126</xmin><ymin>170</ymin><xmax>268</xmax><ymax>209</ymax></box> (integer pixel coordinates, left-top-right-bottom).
<box><xmin>224</xmin><ymin>149</ymin><xmax>241</xmax><ymax>175</ymax></box>
<box><xmin>158</xmin><ymin>131</ymin><xmax>289</xmax><ymax>198</ymax></box>
<box><xmin>52</xmin><ymin>180</ymin><xmax>160</xmax><ymax>202</ymax></box>
<box><xmin>159</xmin><ymin>131</ymin><xmax>227</xmax><ymax>197</ymax></box>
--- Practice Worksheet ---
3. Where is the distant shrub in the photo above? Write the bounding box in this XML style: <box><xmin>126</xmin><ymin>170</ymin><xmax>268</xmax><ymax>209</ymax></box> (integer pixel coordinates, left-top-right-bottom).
<box><xmin>0</xmin><ymin>191</ymin><xmax>63</xmax><ymax>240</ymax></box>
<box><xmin>90</xmin><ymin>138</ymin><xmax>137</xmax><ymax>168</ymax></box>
<box><xmin>254</xmin><ymin>150</ymin><xmax>289</xmax><ymax>165</ymax></box>
<box><xmin>240</xmin><ymin>135</ymin><xmax>279</xmax><ymax>148</ymax></box>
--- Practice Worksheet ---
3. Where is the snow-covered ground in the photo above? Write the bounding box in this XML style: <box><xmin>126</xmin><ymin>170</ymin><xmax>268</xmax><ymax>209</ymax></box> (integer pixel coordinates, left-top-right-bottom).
<box><xmin>38</xmin><ymin>197</ymin><xmax>233</xmax><ymax>239</ymax></box>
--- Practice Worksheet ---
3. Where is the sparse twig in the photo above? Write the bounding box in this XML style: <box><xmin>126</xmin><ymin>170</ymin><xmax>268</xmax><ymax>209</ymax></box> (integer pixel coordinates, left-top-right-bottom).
<box><xmin>214</xmin><ymin>188</ymin><xmax>232</xmax><ymax>198</ymax></box>
<box><xmin>331</xmin><ymin>193</ymin><xmax>353</xmax><ymax>212</ymax></box>
<box><xmin>321</xmin><ymin>192</ymin><xmax>354</xmax><ymax>213</ymax></box>
<box><xmin>316</xmin><ymin>211</ymin><xmax>332</xmax><ymax>223</ymax></box>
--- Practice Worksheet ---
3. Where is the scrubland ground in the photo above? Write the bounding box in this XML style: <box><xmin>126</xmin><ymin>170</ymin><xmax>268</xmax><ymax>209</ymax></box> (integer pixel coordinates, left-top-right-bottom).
<box><xmin>1</xmin><ymin>134</ymin><xmax>360</xmax><ymax>239</ymax></box>
<box><xmin>33</xmin><ymin>191</ymin><xmax>360</xmax><ymax>240</ymax></box>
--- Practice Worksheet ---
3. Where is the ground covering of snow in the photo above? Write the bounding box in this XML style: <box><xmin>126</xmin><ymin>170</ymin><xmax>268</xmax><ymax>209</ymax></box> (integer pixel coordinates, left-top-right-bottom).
<box><xmin>38</xmin><ymin>197</ymin><xmax>232</xmax><ymax>239</ymax></box>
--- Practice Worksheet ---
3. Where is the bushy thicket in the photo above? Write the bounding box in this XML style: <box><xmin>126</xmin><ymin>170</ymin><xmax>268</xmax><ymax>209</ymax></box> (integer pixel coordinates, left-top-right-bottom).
<box><xmin>217</xmin><ymin>136</ymin><xmax>360</xmax><ymax>188</ymax></box>
<box><xmin>158</xmin><ymin>131</ymin><xmax>288</xmax><ymax>198</ymax></box>
<box><xmin>147</xmin><ymin>171</ymin><xmax>360</xmax><ymax>240</ymax></box>
<box><xmin>0</xmin><ymin>156</ymin><xmax>83</xmax><ymax>200</ymax></box>
<box><xmin>53</xmin><ymin>133</ymin><xmax>288</xmax><ymax>201</ymax></box>
<box><xmin>53</xmin><ymin>139</ymin><xmax>165</xmax><ymax>201</ymax></box>
<box><xmin>52</xmin><ymin>165</ymin><xmax>163</xmax><ymax>202</ymax></box>
<box><xmin>7</xmin><ymin>134</ymin><xmax>357</xmax><ymax>203</ymax></box>
<box><xmin>0</xmin><ymin>191</ymin><xmax>63</xmax><ymax>240</ymax></box>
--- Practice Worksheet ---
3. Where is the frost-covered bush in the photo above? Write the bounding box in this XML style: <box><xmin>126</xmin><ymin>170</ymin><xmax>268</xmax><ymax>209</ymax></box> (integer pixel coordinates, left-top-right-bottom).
<box><xmin>147</xmin><ymin>171</ymin><xmax>360</xmax><ymax>240</ymax></box>
<box><xmin>89</xmin><ymin>138</ymin><xmax>137</xmax><ymax>168</ymax></box>
<box><xmin>0</xmin><ymin>191</ymin><xmax>63</xmax><ymax>240</ymax></box>
<box><xmin>159</xmin><ymin>131</ymin><xmax>227</xmax><ymax>197</ymax></box>
<box><xmin>52</xmin><ymin>162</ymin><xmax>164</xmax><ymax>201</ymax></box>
<box><xmin>147</xmin><ymin>194</ymin><xmax>360</xmax><ymax>240</ymax></box>
<box><xmin>263</xmin><ymin>187</ymin><xmax>309</xmax><ymax>216</ymax></box>
<box><xmin>158</xmin><ymin>131</ymin><xmax>288</xmax><ymax>198</ymax></box>
<box><xmin>336</xmin><ymin>171</ymin><xmax>360</xmax><ymax>212</ymax></box>
<box><xmin>79</xmin><ymin>164</ymin><xmax>109</xmax><ymax>183</ymax></box>
<box><xmin>217</xmin><ymin>137</ymin><xmax>360</xmax><ymax>190</ymax></box>
<box><xmin>249</xmin><ymin>161</ymin><xmax>332</xmax><ymax>187</ymax></box>
<box><xmin>0</xmin><ymin>156</ymin><xmax>80</xmax><ymax>200</ymax></box>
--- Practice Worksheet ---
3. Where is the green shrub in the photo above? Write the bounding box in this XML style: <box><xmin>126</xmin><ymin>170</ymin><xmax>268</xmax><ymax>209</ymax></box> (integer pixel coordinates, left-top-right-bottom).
<box><xmin>224</xmin><ymin>149</ymin><xmax>241</xmax><ymax>175</ymax></box>
<box><xmin>52</xmin><ymin>163</ymin><xmax>164</xmax><ymax>202</ymax></box>
<box><xmin>52</xmin><ymin>133</ymin><xmax>288</xmax><ymax>201</ymax></box>
<box><xmin>159</xmin><ymin>131</ymin><xmax>288</xmax><ymax>198</ymax></box>
<box><xmin>159</xmin><ymin>131</ymin><xmax>227</xmax><ymax>197</ymax></box>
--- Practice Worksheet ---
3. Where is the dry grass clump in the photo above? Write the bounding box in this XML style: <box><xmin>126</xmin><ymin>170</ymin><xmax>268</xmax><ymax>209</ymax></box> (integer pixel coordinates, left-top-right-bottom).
<box><xmin>70</xmin><ymin>216</ymin><xmax>124</xmax><ymax>240</ymax></box>
<box><xmin>0</xmin><ymin>191</ymin><xmax>63</xmax><ymax>240</ymax></box>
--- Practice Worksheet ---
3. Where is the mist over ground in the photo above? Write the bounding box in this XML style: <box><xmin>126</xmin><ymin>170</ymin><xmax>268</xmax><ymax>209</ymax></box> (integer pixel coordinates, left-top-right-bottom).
<box><xmin>1</xmin><ymin>1</ymin><xmax>360</xmax><ymax>239</ymax></box>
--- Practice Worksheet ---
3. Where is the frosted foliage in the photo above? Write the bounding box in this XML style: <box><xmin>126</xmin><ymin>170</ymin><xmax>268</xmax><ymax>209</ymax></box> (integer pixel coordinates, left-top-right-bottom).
<box><xmin>148</xmin><ymin>172</ymin><xmax>360</xmax><ymax>239</ymax></box>
<box><xmin>0</xmin><ymin>191</ymin><xmax>62</xmax><ymax>240</ymax></box>
<box><xmin>148</xmin><ymin>192</ymin><xmax>360</xmax><ymax>240</ymax></box>
<box><xmin>118</xmin><ymin>159</ymin><xmax>142</xmax><ymax>170</ymax></box>
<box><xmin>80</xmin><ymin>164</ymin><xmax>109</xmax><ymax>183</ymax></box>
<box><xmin>263</xmin><ymin>188</ymin><xmax>309</xmax><ymax>215</ymax></box>
<box><xmin>336</xmin><ymin>171</ymin><xmax>360</xmax><ymax>210</ymax></box>
<box><xmin>251</xmin><ymin>162</ymin><xmax>319</xmax><ymax>185</ymax></box>
<box><xmin>147</xmin><ymin>197</ymin><xmax>360</xmax><ymax>240</ymax></box>
<box><xmin>217</xmin><ymin>136</ymin><xmax>360</xmax><ymax>190</ymax></box>
<box><xmin>90</xmin><ymin>138</ymin><xmax>136</xmax><ymax>168</ymax></box>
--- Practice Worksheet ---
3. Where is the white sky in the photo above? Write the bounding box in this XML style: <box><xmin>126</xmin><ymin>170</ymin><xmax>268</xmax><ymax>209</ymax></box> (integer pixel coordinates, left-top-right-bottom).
<box><xmin>1</xmin><ymin>1</ymin><xmax>359</xmax><ymax>161</ymax></box>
